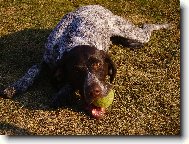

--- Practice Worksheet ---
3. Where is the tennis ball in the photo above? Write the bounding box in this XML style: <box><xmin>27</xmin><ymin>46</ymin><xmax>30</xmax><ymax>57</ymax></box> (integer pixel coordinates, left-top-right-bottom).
<box><xmin>92</xmin><ymin>89</ymin><xmax>114</xmax><ymax>108</ymax></box>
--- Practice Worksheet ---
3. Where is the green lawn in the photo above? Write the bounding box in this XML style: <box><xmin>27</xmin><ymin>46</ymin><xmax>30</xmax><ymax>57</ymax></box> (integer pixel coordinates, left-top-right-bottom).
<box><xmin>0</xmin><ymin>0</ymin><xmax>180</xmax><ymax>135</ymax></box>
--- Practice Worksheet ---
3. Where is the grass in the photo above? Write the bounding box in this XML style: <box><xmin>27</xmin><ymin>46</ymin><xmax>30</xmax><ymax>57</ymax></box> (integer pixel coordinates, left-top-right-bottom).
<box><xmin>0</xmin><ymin>0</ymin><xmax>180</xmax><ymax>135</ymax></box>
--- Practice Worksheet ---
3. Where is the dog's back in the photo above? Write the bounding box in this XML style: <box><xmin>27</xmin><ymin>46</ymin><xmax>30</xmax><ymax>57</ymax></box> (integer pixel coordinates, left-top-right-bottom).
<box><xmin>44</xmin><ymin>5</ymin><xmax>117</xmax><ymax>65</ymax></box>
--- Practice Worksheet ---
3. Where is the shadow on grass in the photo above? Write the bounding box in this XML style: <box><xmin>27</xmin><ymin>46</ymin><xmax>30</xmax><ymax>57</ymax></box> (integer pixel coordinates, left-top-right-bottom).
<box><xmin>0</xmin><ymin>28</ymin><xmax>86</xmax><ymax>115</ymax></box>
<box><xmin>0</xmin><ymin>122</ymin><xmax>36</xmax><ymax>135</ymax></box>
<box><xmin>0</xmin><ymin>29</ymin><xmax>51</xmax><ymax>70</ymax></box>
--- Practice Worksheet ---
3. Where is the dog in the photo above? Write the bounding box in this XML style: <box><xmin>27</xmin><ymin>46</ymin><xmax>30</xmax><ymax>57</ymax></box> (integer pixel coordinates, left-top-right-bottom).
<box><xmin>1</xmin><ymin>5</ymin><xmax>169</xmax><ymax>118</ymax></box>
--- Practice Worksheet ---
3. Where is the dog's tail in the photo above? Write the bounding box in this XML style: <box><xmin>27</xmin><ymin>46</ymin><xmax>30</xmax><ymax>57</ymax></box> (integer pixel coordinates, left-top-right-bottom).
<box><xmin>0</xmin><ymin>64</ymin><xmax>41</xmax><ymax>98</ymax></box>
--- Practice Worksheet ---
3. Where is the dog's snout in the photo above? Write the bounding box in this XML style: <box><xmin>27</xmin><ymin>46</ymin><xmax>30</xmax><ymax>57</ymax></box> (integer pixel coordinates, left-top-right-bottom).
<box><xmin>84</xmin><ymin>71</ymin><xmax>111</xmax><ymax>103</ymax></box>
<box><xmin>92</xmin><ymin>84</ymin><xmax>102</xmax><ymax>97</ymax></box>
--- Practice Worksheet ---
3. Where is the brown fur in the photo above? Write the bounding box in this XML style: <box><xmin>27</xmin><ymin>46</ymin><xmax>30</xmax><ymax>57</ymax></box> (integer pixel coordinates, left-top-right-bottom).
<box><xmin>47</xmin><ymin>45</ymin><xmax>116</xmax><ymax>108</ymax></box>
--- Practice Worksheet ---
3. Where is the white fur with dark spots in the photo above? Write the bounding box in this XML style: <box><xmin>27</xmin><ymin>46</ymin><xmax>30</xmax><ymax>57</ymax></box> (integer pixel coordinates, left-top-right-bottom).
<box><xmin>4</xmin><ymin>5</ymin><xmax>169</xmax><ymax>97</ymax></box>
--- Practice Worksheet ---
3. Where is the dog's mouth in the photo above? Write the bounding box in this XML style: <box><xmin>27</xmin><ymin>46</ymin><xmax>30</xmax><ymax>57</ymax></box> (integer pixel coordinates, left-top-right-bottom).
<box><xmin>85</xmin><ymin>104</ymin><xmax>106</xmax><ymax>119</ymax></box>
<box><xmin>91</xmin><ymin>106</ymin><xmax>106</xmax><ymax>118</ymax></box>
<box><xmin>84</xmin><ymin>83</ymin><xmax>112</xmax><ymax>118</ymax></box>
<box><xmin>84</xmin><ymin>92</ymin><xmax>109</xmax><ymax>118</ymax></box>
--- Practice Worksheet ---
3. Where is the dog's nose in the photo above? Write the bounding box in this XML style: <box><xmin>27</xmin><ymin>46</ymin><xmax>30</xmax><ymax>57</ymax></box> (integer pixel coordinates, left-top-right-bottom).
<box><xmin>90</xmin><ymin>84</ymin><xmax>102</xmax><ymax>98</ymax></box>
<box><xmin>94</xmin><ymin>86</ymin><xmax>101</xmax><ymax>96</ymax></box>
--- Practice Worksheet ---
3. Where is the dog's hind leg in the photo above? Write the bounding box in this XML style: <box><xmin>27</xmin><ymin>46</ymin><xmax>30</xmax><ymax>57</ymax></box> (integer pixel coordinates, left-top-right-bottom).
<box><xmin>110</xmin><ymin>15</ymin><xmax>170</xmax><ymax>45</ymax></box>
<box><xmin>1</xmin><ymin>64</ymin><xmax>41</xmax><ymax>98</ymax></box>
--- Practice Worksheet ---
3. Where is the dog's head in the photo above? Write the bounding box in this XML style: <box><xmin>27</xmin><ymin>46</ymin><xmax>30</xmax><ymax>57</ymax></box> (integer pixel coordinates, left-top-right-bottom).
<box><xmin>54</xmin><ymin>45</ymin><xmax>116</xmax><ymax>118</ymax></box>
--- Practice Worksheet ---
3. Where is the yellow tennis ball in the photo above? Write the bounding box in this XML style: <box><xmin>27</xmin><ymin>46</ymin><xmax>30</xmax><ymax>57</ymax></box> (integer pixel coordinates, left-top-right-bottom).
<box><xmin>92</xmin><ymin>89</ymin><xmax>114</xmax><ymax>108</ymax></box>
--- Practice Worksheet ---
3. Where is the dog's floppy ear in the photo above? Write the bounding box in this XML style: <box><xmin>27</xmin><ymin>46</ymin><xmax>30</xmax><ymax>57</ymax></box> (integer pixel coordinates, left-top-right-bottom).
<box><xmin>52</xmin><ymin>51</ymin><xmax>69</xmax><ymax>85</ymax></box>
<box><xmin>105</xmin><ymin>54</ymin><xmax>117</xmax><ymax>83</ymax></box>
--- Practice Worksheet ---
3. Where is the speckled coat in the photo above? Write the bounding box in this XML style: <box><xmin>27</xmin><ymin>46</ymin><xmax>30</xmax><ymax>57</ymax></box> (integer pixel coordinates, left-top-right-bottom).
<box><xmin>3</xmin><ymin>5</ymin><xmax>169</xmax><ymax>97</ymax></box>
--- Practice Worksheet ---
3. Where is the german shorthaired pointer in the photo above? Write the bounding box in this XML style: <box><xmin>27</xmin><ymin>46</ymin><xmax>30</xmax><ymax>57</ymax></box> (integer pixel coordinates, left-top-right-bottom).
<box><xmin>1</xmin><ymin>5</ymin><xmax>169</xmax><ymax>118</ymax></box>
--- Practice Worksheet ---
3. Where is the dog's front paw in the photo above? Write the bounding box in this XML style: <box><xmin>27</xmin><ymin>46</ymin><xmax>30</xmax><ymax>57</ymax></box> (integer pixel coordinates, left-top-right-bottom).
<box><xmin>2</xmin><ymin>87</ymin><xmax>16</xmax><ymax>98</ymax></box>
<box><xmin>50</xmin><ymin>95</ymin><xmax>64</xmax><ymax>109</ymax></box>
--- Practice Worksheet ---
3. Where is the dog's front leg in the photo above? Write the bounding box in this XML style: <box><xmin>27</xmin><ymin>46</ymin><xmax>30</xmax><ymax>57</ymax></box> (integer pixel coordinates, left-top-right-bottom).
<box><xmin>50</xmin><ymin>84</ymin><xmax>74</xmax><ymax>109</ymax></box>
<box><xmin>1</xmin><ymin>64</ymin><xmax>41</xmax><ymax>98</ymax></box>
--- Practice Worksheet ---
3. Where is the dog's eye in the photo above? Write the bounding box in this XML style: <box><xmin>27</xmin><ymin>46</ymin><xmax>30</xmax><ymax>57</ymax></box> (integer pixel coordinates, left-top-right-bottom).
<box><xmin>88</xmin><ymin>57</ymin><xmax>102</xmax><ymax>70</ymax></box>
<box><xmin>92</xmin><ymin>62</ymin><xmax>102</xmax><ymax>70</ymax></box>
